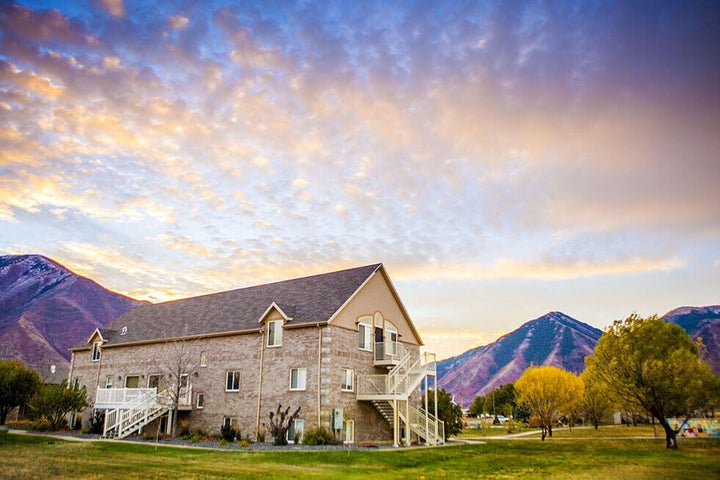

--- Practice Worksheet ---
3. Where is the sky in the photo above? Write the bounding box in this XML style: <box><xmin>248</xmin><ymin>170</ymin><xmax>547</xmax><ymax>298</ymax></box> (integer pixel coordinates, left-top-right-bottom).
<box><xmin>1</xmin><ymin>0</ymin><xmax>719</xmax><ymax>360</ymax></box>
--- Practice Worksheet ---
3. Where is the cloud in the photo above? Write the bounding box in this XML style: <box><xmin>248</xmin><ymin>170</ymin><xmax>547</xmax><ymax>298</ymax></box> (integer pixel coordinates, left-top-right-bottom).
<box><xmin>391</xmin><ymin>255</ymin><xmax>685</xmax><ymax>282</ymax></box>
<box><xmin>0</xmin><ymin>61</ymin><xmax>64</xmax><ymax>99</ymax></box>
<box><xmin>168</xmin><ymin>15</ymin><xmax>189</xmax><ymax>30</ymax></box>
<box><xmin>95</xmin><ymin>0</ymin><xmax>125</xmax><ymax>18</ymax></box>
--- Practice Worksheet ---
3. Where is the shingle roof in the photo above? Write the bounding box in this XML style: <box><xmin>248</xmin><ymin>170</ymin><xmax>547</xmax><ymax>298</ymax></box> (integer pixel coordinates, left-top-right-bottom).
<box><xmin>76</xmin><ymin>263</ymin><xmax>382</xmax><ymax>348</ymax></box>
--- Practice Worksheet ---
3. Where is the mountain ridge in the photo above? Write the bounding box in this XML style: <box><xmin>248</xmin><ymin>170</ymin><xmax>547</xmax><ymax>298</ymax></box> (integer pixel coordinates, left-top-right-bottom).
<box><xmin>437</xmin><ymin>311</ymin><xmax>602</xmax><ymax>408</ymax></box>
<box><xmin>0</xmin><ymin>254</ymin><xmax>145</xmax><ymax>381</ymax></box>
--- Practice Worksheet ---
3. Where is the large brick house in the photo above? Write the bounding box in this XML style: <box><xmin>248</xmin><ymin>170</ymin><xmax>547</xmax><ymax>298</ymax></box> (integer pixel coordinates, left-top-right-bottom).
<box><xmin>69</xmin><ymin>264</ymin><xmax>443</xmax><ymax>446</ymax></box>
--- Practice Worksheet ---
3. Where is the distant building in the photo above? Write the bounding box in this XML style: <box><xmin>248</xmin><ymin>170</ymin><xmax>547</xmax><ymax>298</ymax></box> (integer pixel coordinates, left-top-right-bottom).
<box><xmin>69</xmin><ymin>264</ymin><xmax>443</xmax><ymax>446</ymax></box>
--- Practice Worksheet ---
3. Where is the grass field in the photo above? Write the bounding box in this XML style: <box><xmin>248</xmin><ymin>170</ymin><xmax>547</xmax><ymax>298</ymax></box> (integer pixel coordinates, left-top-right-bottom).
<box><xmin>1</xmin><ymin>428</ymin><xmax>718</xmax><ymax>479</ymax></box>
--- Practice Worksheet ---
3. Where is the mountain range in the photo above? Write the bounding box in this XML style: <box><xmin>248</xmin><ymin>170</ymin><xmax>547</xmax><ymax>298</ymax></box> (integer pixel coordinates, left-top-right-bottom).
<box><xmin>438</xmin><ymin>308</ymin><xmax>720</xmax><ymax>408</ymax></box>
<box><xmin>436</xmin><ymin>312</ymin><xmax>602</xmax><ymax>408</ymax></box>
<box><xmin>0</xmin><ymin>254</ymin><xmax>144</xmax><ymax>382</ymax></box>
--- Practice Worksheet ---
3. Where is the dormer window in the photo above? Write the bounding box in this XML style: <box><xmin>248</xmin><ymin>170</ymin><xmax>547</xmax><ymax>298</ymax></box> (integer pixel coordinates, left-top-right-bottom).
<box><xmin>121</xmin><ymin>326</ymin><xmax>128</xmax><ymax>335</ymax></box>
<box><xmin>91</xmin><ymin>342</ymin><xmax>101</xmax><ymax>362</ymax></box>
<box><xmin>267</xmin><ymin>320</ymin><xmax>283</xmax><ymax>347</ymax></box>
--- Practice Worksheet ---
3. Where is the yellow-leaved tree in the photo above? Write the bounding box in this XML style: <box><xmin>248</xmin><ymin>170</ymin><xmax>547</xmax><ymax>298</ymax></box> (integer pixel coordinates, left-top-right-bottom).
<box><xmin>515</xmin><ymin>365</ymin><xmax>584</xmax><ymax>440</ymax></box>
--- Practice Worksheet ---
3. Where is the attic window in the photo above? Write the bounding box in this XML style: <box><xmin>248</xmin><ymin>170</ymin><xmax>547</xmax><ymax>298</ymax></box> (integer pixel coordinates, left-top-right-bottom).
<box><xmin>121</xmin><ymin>326</ymin><xmax>128</xmax><ymax>335</ymax></box>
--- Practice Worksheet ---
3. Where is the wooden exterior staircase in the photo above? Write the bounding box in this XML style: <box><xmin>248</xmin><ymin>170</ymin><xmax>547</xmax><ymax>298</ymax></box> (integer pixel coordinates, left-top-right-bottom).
<box><xmin>358</xmin><ymin>349</ymin><xmax>445</xmax><ymax>446</ymax></box>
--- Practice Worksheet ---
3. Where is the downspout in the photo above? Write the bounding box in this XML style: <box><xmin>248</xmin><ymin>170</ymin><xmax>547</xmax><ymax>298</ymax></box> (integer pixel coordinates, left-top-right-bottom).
<box><xmin>424</xmin><ymin>360</ymin><xmax>429</xmax><ymax>445</ymax></box>
<box><xmin>256</xmin><ymin>327</ymin><xmax>266</xmax><ymax>439</ymax></box>
<box><xmin>68</xmin><ymin>351</ymin><xmax>76</xmax><ymax>385</ymax></box>
<box><xmin>94</xmin><ymin>346</ymin><xmax>104</xmax><ymax>392</ymax></box>
<box><xmin>317</xmin><ymin>323</ymin><xmax>322</xmax><ymax>429</ymax></box>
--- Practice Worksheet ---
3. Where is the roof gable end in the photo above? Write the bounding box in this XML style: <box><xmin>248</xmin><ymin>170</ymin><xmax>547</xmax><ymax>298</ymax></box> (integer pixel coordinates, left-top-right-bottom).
<box><xmin>258</xmin><ymin>301</ymin><xmax>294</xmax><ymax>323</ymax></box>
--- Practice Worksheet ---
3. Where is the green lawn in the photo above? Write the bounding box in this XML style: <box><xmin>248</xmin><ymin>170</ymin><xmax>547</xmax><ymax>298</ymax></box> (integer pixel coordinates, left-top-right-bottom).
<box><xmin>1</xmin><ymin>430</ymin><xmax>718</xmax><ymax>479</ymax></box>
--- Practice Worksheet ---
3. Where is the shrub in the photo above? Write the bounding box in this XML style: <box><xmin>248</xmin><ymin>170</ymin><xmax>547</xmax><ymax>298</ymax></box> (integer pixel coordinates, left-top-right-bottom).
<box><xmin>302</xmin><ymin>427</ymin><xmax>334</xmax><ymax>446</ymax></box>
<box><xmin>30</xmin><ymin>417</ymin><xmax>52</xmax><ymax>432</ymax></box>
<box><xmin>217</xmin><ymin>438</ymin><xmax>229</xmax><ymax>447</ymax></box>
<box><xmin>88</xmin><ymin>411</ymin><xmax>104</xmax><ymax>435</ymax></box>
<box><xmin>178</xmin><ymin>419</ymin><xmax>191</xmax><ymax>438</ymax></box>
<box><xmin>267</xmin><ymin>404</ymin><xmax>301</xmax><ymax>446</ymax></box>
<box><xmin>220</xmin><ymin>423</ymin><xmax>236</xmax><ymax>442</ymax></box>
<box><xmin>528</xmin><ymin>416</ymin><xmax>543</xmax><ymax>428</ymax></box>
<box><xmin>256</xmin><ymin>429</ymin><xmax>265</xmax><ymax>443</ymax></box>
<box><xmin>238</xmin><ymin>437</ymin><xmax>252</xmax><ymax>448</ymax></box>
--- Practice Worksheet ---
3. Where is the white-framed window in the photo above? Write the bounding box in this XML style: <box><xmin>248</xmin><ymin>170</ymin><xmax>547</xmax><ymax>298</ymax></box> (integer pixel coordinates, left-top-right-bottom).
<box><xmin>289</xmin><ymin>367</ymin><xmax>307</xmax><ymax>391</ymax></box>
<box><xmin>288</xmin><ymin>419</ymin><xmax>304</xmax><ymax>443</ymax></box>
<box><xmin>197</xmin><ymin>393</ymin><xmax>204</xmax><ymax>409</ymax></box>
<box><xmin>341</xmin><ymin>368</ymin><xmax>354</xmax><ymax>392</ymax></box>
<box><xmin>91</xmin><ymin>342</ymin><xmax>101</xmax><ymax>362</ymax></box>
<box><xmin>226</xmin><ymin>371</ymin><xmax>240</xmax><ymax>392</ymax></box>
<box><xmin>358</xmin><ymin>320</ymin><xmax>372</xmax><ymax>351</ymax></box>
<box><xmin>72</xmin><ymin>377</ymin><xmax>81</xmax><ymax>389</ymax></box>
<box><xmin>267</xmin><ymin>320</ymin><xmax>283</xmax><ymax>347</ymax></box>
<box><xmin>200</xmin><ymin>351</ymin><xmax>207</xmax><ymax>367</ymax></box>
<box><xmin>385</xmin><ymin>322</ymin><xmax>398</xmax><ymax>357</ymax></box>
<box><xmin>148</xmin><ymin>374</ymin><xmax>161</xmax><ymax>389</ymax></box>
<box><xmin>105</xmin><ymin>375</ymin><xmax>113</xmax><ymax>388</ymax></box>
<box><xmin>125</xmin><ymin>375</ymin><xmax>140</xmax><ymax>389</ymax></box>
<box><xmin>223</xmin><ymin>417</ymin><xmax>237</xmax><ymax>429</ymax></box>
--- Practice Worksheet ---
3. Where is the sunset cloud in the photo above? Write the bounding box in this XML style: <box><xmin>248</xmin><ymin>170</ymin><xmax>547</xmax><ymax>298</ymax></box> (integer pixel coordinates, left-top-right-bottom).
<box><xmin>1</xmin><ymin>0</ymin><xmax>718</xmax><ymax>359</ymax></box>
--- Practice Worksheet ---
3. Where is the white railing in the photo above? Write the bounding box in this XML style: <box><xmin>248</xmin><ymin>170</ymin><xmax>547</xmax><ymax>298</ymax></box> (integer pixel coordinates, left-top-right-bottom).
<box><xmin>103</xmin><ymin>389</ymin><xmax>172</xmax><ymax>439</ymax></box>
<box><xmin>96</xmin><ymin>386</ymin><xmax>193</xmax><ymax>409</ymax></box>
<box><xmin>96</xmin><ymin>387</ymin><xmax>157</xmax><ymax>408</ymax></box>
<box><xmin>407</xmin><ymin>405</ymin><xmax>445</xmax><ymax>445</ymax></box>
<box><xmin>358</xmin><ymin>351</ymin><xmax>432</xmax><ymax>399</ymax></box>
<box><xmin>374</xmin><ymin>341</ymin><xmax>405</xmax><ymax>364</ymax></box>
<box><xmin>358</xmin><ymin>349</ymin><xmax>444</xmax><ymax>446</ymax></box>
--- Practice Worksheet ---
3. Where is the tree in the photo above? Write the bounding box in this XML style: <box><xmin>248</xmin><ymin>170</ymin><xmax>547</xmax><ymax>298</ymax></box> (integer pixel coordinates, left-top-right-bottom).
<box><xmin>0</xmin><ymin>359</ymin><xmax>41</xmax><ymax>424</ymax></box>
<box><xmin>515</xmin><ymin>365</ymin><xmax>584</xmax><ymax>440</ymax></box>
<box><xmin>29</xmin><ymin>380</ymin><xmax>89</xmax><ymax>430</ymax></box>
<box><xmin>469</xmin><ymin>384</ymin><xmax>518</xmax><ymax>420</ymax></box>
<box><xmin>579</xmin><ymin>367</ymin><xmax>612</xmax><ymax>429</ymax></box>
<box><xmin>155</xmin><ymin>339</ymin><xmax>201</xmax><ymax>437</ymax></box>
<box><xmin>584</xmin><ymin>314</ymin><xmax>720</xmax><ymax>449</ymax></box>
<box><xmin>468</xmin><ymin>394</ymin><xmax>486</xmax><ymax>417</ymax></box>
<box><xmin>267</xmin><ymin>404</ymin><xmax>301</xmax><ymax>446</ymax></box>
<box><xmin>424</xmin><ymin>388</ymin><xmax>463</xmax><ymax>439</ymax></box>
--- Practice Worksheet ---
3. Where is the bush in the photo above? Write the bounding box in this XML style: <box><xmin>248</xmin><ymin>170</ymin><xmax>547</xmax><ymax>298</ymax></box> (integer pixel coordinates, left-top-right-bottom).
<box><xmin>256</xmin><ymin>429</ymin><xmax>265</xmax><ymax>443</ymax></box>
<box><xmin>528</xmin><ymin>416</ymin><xmax>543</xmax><ymax>428</ymax></box>
<box><xmin>30</xmin><ymin>417</ymin><xmax>52</xmax><ymax>432</ymax></box>
<box><xmin>238</xmin><ymin>437</ymin><xmax>252</xmax><ymax>448</ymax></box>
<box><xmin>220</xmin><ymin>423</ymin><xmax>237</xmax><ymax>442</ymax></box>
<box><xmin>89</xmin><ymin>411</ymin><xmax>104</xmax><ymax>435</ymax></box>
<box><xmin>217</xmin><ymin>438</ymin><xmax>229</xmax><ymax>447</ymax></box>
<box><xmin>178</xmin><ymin>419</ymin><xmax>191</xmax><ymax>438</ymax></box>
<box><xmin>302</xmin><ymin>427</ymin><xmax>335</xmax><ymax>446</ymax></box>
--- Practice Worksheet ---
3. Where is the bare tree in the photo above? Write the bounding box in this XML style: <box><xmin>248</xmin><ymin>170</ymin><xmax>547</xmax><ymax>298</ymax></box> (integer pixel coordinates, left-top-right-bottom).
<box><xmin>155</xmin><ymin>339</ymin><xmax>201</xmax><ymax>437</ymax></box>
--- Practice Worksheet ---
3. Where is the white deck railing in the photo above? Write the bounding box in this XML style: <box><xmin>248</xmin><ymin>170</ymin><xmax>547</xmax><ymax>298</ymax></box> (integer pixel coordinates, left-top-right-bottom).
<box><xmin>96</xmin><ymin>386</ymin><xmax>193</xmax><ymax>409</ymax></box>
<box><xmin>95</xmin><ymin>388</ymin><xmax>156</xmax><ymax>408</ymax></box>
<box><xmin>374</xmin><ymin>341</ymin><xmax>405</xmax><ymax>365</ymax></box>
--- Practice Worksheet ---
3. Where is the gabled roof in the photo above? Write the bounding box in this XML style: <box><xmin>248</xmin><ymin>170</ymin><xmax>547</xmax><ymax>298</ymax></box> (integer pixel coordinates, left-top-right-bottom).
<box><xmin>73</xmin><ymin>263</ymin><xmax>383</xmax><ymax>348</ymax></box>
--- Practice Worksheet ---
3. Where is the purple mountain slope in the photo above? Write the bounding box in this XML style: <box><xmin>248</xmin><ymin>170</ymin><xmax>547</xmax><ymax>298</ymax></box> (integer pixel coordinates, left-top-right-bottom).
<box><xmin>437</xmin><ymin>312</ymin><xmax>602</xmax><ymax>409</ymax></box>
<box><xmin>0</xmin><ymin>254</ymin><xmax>144</xmax><ymax>381</ymax></box>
